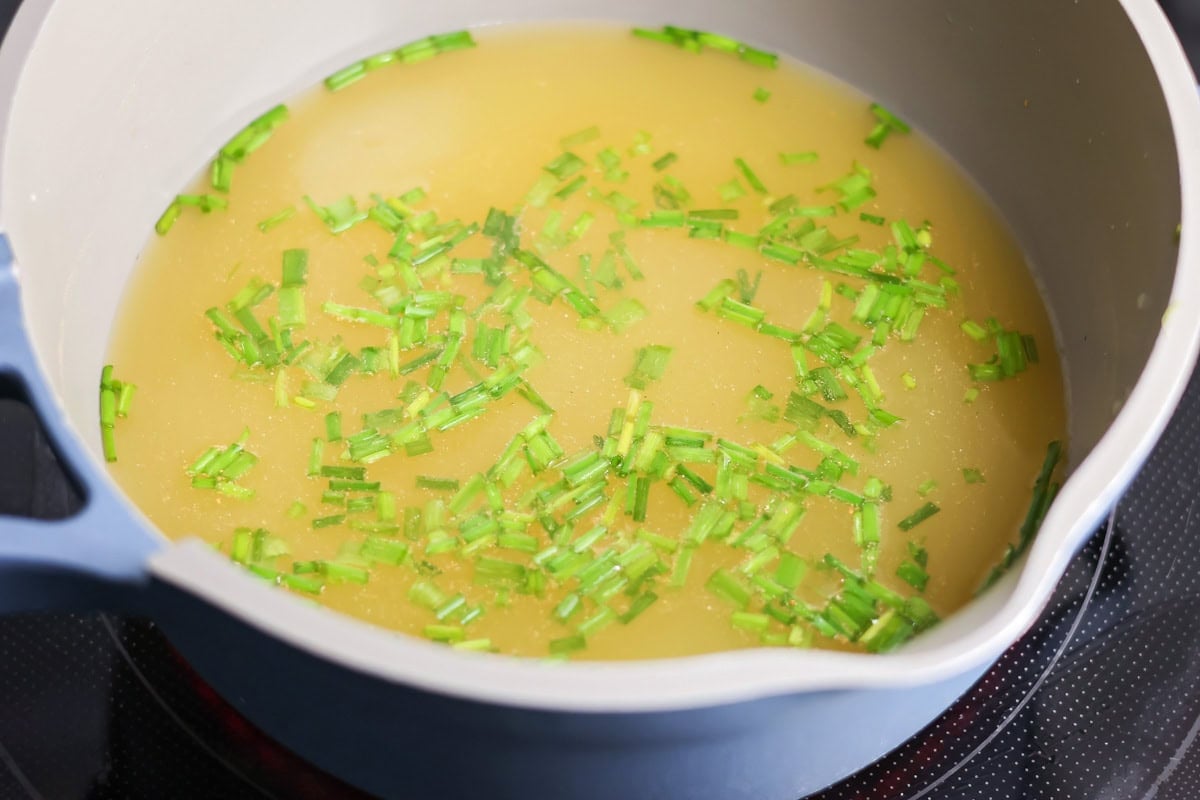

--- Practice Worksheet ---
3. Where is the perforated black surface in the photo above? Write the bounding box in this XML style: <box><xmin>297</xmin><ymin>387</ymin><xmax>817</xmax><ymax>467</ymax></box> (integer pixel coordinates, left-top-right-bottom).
<box><xmin>2</xmin><ymin>3</ymin><xmax>1199</xmax><ymax>798</ymax></box>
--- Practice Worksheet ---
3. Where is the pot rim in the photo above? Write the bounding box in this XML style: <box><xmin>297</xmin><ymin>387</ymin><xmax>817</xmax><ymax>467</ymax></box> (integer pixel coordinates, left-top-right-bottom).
<box><xmin>2</xmin><ymin>0</ymin><xmax>1198</xmax><ymax>712</ymax></box>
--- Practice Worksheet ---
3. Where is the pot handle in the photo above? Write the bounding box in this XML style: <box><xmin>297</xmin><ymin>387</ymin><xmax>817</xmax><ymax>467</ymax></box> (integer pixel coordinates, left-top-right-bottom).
<box><xmin>0</xmin><ymin>234</ymin><xmax>159</xmax><ymax>609</ymax></box>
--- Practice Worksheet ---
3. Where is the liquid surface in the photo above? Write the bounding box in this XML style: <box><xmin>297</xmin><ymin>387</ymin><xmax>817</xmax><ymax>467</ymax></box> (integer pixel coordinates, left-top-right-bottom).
<box><xmin>106</xmin><ymin>26</ymin><xmax>1066</xmax><ymax>660</ymax></box>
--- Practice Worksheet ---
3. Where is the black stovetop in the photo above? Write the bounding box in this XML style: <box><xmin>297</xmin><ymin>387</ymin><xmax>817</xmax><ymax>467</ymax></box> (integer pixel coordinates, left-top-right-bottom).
<box><xmin>2</xmin><ymin>3</ymin><xmax>1200</xmax><ymax>799</ymax></box>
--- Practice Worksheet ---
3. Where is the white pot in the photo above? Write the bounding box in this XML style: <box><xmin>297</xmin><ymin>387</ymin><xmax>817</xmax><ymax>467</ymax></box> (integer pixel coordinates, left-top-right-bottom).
<box><xmin>0</xmin><ymin>2</ymin><xmax>1196</xmax><ymax>798</ymax></box>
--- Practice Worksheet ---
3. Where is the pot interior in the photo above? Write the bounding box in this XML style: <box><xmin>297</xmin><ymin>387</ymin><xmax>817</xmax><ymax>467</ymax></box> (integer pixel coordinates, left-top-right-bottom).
<box><xmin>0</xmin><ymin>0</ymin><xmax>1185</xmax><ymax>686</ymax></box>
<box><xmin>2</xmin><ymin>0</ymin><xmax>1180</xmax><ymax>478</ymax></box>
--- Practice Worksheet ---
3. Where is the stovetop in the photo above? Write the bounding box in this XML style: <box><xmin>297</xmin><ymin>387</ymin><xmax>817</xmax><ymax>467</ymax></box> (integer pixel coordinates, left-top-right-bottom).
<box><xmin>2</xmin><ymin>3</ymin><xmax>1200</xmax><ymax>799</ymax></box>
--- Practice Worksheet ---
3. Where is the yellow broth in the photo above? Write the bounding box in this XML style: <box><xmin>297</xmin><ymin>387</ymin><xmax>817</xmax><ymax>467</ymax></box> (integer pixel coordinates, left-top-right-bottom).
<box><xmin>105</xmin><ymin>26</ymin><xmax>1066</xmax><ymax>660</ymax></box>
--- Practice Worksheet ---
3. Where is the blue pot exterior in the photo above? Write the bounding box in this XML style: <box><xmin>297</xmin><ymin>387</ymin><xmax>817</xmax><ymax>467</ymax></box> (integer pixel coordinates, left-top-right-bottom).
<box><xmin>150</xmin><ymin>575</ymin><xmax>985</xmax><ymax>800</ymax></box>
<box><xmin>0</xmin><ymin>234</ymin><xmax>160</xmax><ymax>609</ymax></box>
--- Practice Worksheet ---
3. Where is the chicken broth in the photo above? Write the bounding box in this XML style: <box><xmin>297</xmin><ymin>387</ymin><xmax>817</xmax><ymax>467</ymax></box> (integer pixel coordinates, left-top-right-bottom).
<box><xmin>103</xmin><ymin>25</ymin><xmax>1066</xmax><ymax>660</ymax></box>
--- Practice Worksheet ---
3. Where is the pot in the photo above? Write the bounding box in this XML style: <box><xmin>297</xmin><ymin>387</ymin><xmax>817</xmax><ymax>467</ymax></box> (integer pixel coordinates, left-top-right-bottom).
<box><xmin>0</xmin><ymin>1</ymin><xmax>1197</xmax><ymax>798</ymax></box>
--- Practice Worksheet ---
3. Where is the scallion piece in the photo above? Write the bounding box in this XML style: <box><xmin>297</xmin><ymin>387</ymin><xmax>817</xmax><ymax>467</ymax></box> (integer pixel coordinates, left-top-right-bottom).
<box><xmin>718</xmin><ymin>179</ymin><xmax>747</xmax><ymax>203</ymax></box>
<box><xmin>960</xmin><ymin>320</ymin><xmax>988</xmax><ymax>342</ymax></box>
<box><xmin>555</xmin><ymin>176</ymin><xmax>587</xmax><ymax>201</ymax></box>
<box><xmin>322</xmin><ymin>560</ymin><xmax>369</xmax><ymax>583</ymax></box>
<box><xmin>424</xmin><ymin>624</ymin><xmax>465</xmax><ymax>643</ymax></box>
<box><xmin>641</xmin><ymin>210</ymin><xmax>686</xmax><ymax>228</ymax></box>
<box><xmin>115</xmin><ymin>382</ymin><xmax>136</xmax><ymax>419</ymax></box>
<box><xmin>896</xmin><ymin>560</ymin><xmax>929</xmax><ymax>592</ymax></box>
<box><xmin>963</xmin><ymin>468</ymin><xmax>985</xmax><ymax>485</ymax></box>
<box><xmin>731</xmin><ymin>611</ymin><xmax>771</xmax><ymax>633</ymax></box>
<box><xmin>898</xmin><ymin>502</ymin><xmax>940</xmax><ymax>532</ymax></box>
<box><xmin>631</xmin><ymin>27</ymin><xmax>777</xmax><ymax>67</ymax></box>
<box><xmin>549</xmin><ymin>634</ymin><xmax>586</xmax><ymax>655</ymax></box>
<box><xmin>417</xmin><ymin>475</ymin><xmax>461</xmax><ymax>492</ymax></box>
<box><xmin>706</xmin><ymin>569</ymin><xmax>751</xmax><ymax>609</ymax></box>
<box><xmin>428</xmin><ymin>30</ymin><xmax>476</xmax><ymax>54</ymax></box>
<box><xmin>211</xmin><ymin>156</ymin><xmax>233</xmax><ymax>193</ymax></box>
<box><xmin>605</xmin><ymin>298</ymin><xmax>648</xmax><ymax>333</ymax></box>
<box><xmin>733</xmin><ymin>158</ymin><xmax>767</xmax><ymax>194</ymax></box>
<box><xmin>651</xmin><ymin>152</ymin><xmax>678</xmax><ymax>171</ymax></box>
<box><xmin>618</xmin><ymin>592</ymin><xmax>657</xmax><ymax>624</ymax></box>
<box><xmin>325</xmin><ymin>62</ymin><xmax>366</xmax><ymax>91</ymax></box>
<box><xmin>779</xmin><ymin>151</ymin><xmax>818</xmax><ymax>165</ymax></box>
<box><xmin>154</xmin><ymin>200</ymin><xmax>182</xmax><ymax>236</ymax></box>
<box><xmin>864</xmin><ymin>102</ymin><xmax>912</xmax><ymax>150</ymax></box>
<box><xmin>775</xmin><ymin>553</ymin><xmax>806</xmax><ymax>590</ymax></box>
<box><xmin>632</xmin><ymin>476</ymin><xmax>651</xmax><ymax>522</ymax></box>
<box><xmin>254</xmin><ymin>205</ymin><xmax>296</xmax><ymax>232</ymax></box>
<box><xmin>572</xmin><ymin>605</ymin><xmax>614</xmax><ymax>638</ymax></box>
<box><xmin>624</xmin><ymin>345</ymin><xmax>673</xmax><ymax>390</ymax></box>
<box><xmin>98</xmin><ymin>366</ymin><xmax>121</xmax><ymax>462</ymax></box>
<box><xmin>450</xmin><ymin>638</ymin><xmax>491</xmax><ymax>652</ymax></box>
<box><xmin>544</xmin><ymin>152</ymin><xmax>586</xmax><ymax>181</ymax></box>
<box><xmin>739</xmin><ymin>45</ymin><xmax>778</xmax><ymax>68</ymax></box>
<box><xmin>979</xmin><ymin>440</ymin><xmax>1064</xmax><ymax>591</ymax></box>
<box><xmin>282</xmin><ymin>573</ymin><xmax>324</xmax><ymax>594</ymax></box>
<box><xmin>560</xmin><ymin>125</ymin><xmax>601</xmax><ymax>149</ymax></box>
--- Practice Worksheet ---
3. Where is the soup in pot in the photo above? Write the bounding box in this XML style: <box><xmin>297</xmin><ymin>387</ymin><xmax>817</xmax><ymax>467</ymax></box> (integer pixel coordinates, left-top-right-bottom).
<box><xmin>102</xmin><ymin>25</ymin><xmax>1066</xmax><ymax>660</ymax></box>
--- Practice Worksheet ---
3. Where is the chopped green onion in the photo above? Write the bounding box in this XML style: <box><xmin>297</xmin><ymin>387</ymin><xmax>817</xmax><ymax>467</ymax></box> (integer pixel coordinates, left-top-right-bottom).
<box><xmin>424</xmin><ymin>624</ymin><xmax>464</xmax><ymax>643</ymax></box>
<box><xmin>453</xmin><ymin>638</ymin><xmax>493</xmax><ymax>652</ymax></box>
<box><xmin>898</xmin><ymin>502</ymin><xmax>940</xmax><ymax>531</ymax></box>
<box><xmin>544</xmin><ymin>152</ymin><xmax>587</xmax><ymax>180</ymax></box>
<box><xmin>731</xmin><ymin>611</ymin><xmax>771</xmax><ymax>633</ymax></box>
<box><xmin>706</xmin><ymin>569</ymin><xmax>751</xmax><ymax>609</ymax></box>
<box><xmin>431</xmin><ymin>30</ymin><xmax>476</xmax><ymax>53</ymax></box>
<box><xmin>718</xmin><ymin>179</ymin><xmax>747</xmax><ymax>202</ymax></box>
<box><xmin>605</xmin><ymin>298</ymin><xmax>648</xmax><ymax>333</ymax></box>
<box><xmin>621</xmin><ymin>592</ymin><xmax>658</xmax><ymax>624</ymax></box>
<box><xmin>211</xmin><ymin>156</ymin><xmax>234</xmax><ymax>193</ymax></box>
<box><xmin>549</xmin><ymin>634</ymin><xmax>586</xmax><ymax>655</ymax></box>
<box><xmin>560</xmin><ymin>125</ymin><xmax>601</xmax><ymax>149</ymax></box>
<box><xmin>631</xmin><ymin>27</ymin><xmax>778</xmax><ymax>68</ymax></box>
<box><xmin>776</xmin><ymin>553</ymin><xmax>806</xmax><ymax>590</ymax></box>
<box><xmin>154</xmin><ymin>200</ymin><xmax>182</xmax><ymax>235</ymax></box>
<box><xmin>963</xmin><ymin>468</ymin><xmax>985</xmax><ymax>484</ymax></box>
<box><xmin>864</xmin><ymin>102</ymin><xmax>911</xmax><ymax>149</ymax></box>
<box><xmin>257</xmin><ymin>206</ymin><xmax>296</xmax><ymax>233</ymax></box>
<box><xmin>735</xmin><ymin>269</ymin><xmax>763</xmax><ymax>304</ymax></box>
<box><xmin>960</xmin><ymin>320</ymin><xmax>989</xmax><ymax>342</ymax></box>
<box><xmin>417</xmin><ymin>475</ymin><xmax>461</xmax><ymax>492</ymax></box>
<box><xmin>896</xmin><ymin>560</ymin><xmax>929</xmax><ymax>592</ymax></box>
<box><xmin>651</xmin><ymin>152</ymin><xmax>678</xmax><ymax>171</ymax></box>
<box><xmin>641</xmin><ymin>210</ymin><xmax>686</xmax><ymax>228</ymax></box>
<box><xmin>325</xmin><ymin>62</ymin><xmax>366</xmax><ymax>91</ymax></box>
<box><xmin>733</xmin><ymin>157</ymin><xmax>767</xmax><ymax>194</ymax></box>
<box><xmin>624</xmin><ymin>345</ymin><xmax>673</xmax><ymax>390</ymax></box>
<box><xmin>739</xmin><ymin>46</ymin><xmax>778</xmax><ymax>68</ymax></box>
<box><xmin>554</xmin><ymin>176</ymin><xmax>588</xmax><ymax>202</ymax></box>
<box><xmin>780</xmin><ymin>151</ymin><xmax>818</xmax><ymax>165</ymax></box>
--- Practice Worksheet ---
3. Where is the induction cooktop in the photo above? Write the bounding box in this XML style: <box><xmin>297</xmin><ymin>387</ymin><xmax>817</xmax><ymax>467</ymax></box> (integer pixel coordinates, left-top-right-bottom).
<box><xmin>2</xmin><ymin>3</ymin><xmax>1199</xmax><ymax>798</ymax></box>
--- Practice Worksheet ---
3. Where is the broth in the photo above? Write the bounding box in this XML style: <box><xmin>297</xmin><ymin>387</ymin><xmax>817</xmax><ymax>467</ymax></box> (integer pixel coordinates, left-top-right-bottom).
<box><xmin>105</xmin><ymin>25</ymin><xmax>1066</xmax><ymax>660</ymax></box>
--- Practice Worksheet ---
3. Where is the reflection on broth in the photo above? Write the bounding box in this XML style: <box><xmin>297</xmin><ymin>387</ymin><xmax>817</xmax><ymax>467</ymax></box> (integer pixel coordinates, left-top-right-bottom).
<box><xmin>103</xmin><ymin>25</ymin><xmax>1066</xmax><ymax>660</ymax></box>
